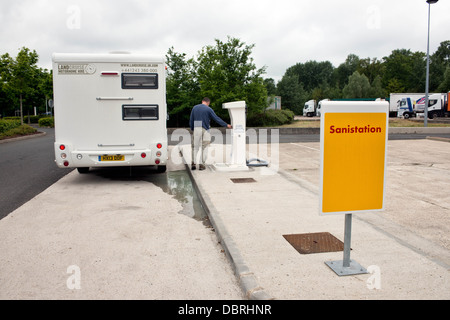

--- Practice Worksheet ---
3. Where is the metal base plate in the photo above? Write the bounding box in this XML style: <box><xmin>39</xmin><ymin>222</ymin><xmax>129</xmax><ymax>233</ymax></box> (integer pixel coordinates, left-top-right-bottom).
<box><xmin>325</xmin><ymin>260</ymin><xmax>368</xmax><ymax>276</ymax></box>
<box><xmin>283</xmin><ymin>232</ymin><xmax>344</xmax><ymax>254</ymax></box>
<box><xmin>230</xmin><ymin>178</ymin><xmax>256</xmax><ymax>183</ymax></box>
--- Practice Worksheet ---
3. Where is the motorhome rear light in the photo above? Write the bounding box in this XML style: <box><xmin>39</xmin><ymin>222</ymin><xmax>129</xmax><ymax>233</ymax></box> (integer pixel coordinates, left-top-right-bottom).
<box><xmin>63</xmin><ymin>161</ymin><xmax>69</xmax><ymax>167</ymax></box>
<box><xmin>59</xmin><ymin>145</ymin><xmax>66</xmax><ymax>150</ymax></box>
<box><xmin>155</xmin><ymin>159</ymin><xmax>160</xmax><ymax>165</ymax></box>
<box><xmin>156</xmin><ymin>151</ymin><xmax>162</xmax><ymax>157</ymax></box>
<box><xmin>157</xmin><ymin>143</ymin><xmax>162</xmax><ymax>149</ymax></box>
<box><xmin>61</xmin><ymin>153</ymin><xmax>67</xmax><ymax>159</ymax></box>
<box><xmin>141</xmin><ymin>153</ymin><xmax>147</xmax><ymax>158</ymax></box>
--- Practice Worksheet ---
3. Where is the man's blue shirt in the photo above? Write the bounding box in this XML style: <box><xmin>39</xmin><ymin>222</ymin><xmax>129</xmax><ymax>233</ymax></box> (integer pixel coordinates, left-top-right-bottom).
<box><xmin>189</xmin><ymin>104</ymin><xmax>227</xmax><ymax>131</ymax></box>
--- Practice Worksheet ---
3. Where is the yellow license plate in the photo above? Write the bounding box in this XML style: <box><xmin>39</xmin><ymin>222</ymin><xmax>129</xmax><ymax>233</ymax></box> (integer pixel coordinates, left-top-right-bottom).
<box><xmin>99</xmin><ymin>155</ymin><xmax>125</xmax><ymax>162</ymax></box>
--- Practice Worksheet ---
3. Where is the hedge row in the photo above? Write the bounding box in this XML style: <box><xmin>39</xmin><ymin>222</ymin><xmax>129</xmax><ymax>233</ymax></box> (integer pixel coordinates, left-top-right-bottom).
<box><xmin>247</xmin><ymin>109</ymin><xmax>295</xmax><ymax>127</ymax></box>
<box><xmin>0</xmin><ymin>119</ymin><xmax>21</xmax><ymax>134</ymax></box>
<box><xmin>2</xmin><ymin>110</ymin><xmax>293</xmax><ymax>131</ymax></box>
<box><xmin>3</xmin><ymin>115</ymin><xmax>52</xmax><ymax>124</ymax></box>
<box><xmin>1</xmin><ymin>117</ymin><xmax>54</xmax><ymax>128</ymax></box>
<box><xmin>38</xmin><ymin>117</ymin><xmax>54</xmax><ymax>127</ymax></box>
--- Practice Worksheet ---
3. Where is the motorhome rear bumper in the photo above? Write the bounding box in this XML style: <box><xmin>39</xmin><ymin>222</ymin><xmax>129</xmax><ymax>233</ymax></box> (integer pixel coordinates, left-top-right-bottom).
<box><xmin>54</xmin><ymin>143</ymin><xmax>167</xmax><ymax>168</ymax></box>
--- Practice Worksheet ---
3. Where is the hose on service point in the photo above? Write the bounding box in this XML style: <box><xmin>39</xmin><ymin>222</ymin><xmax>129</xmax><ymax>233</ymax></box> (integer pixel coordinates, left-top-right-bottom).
<box><xmin>246</xmin><ymin>158</ymin><xmax>269</xmax><ymax>167</ymax></box>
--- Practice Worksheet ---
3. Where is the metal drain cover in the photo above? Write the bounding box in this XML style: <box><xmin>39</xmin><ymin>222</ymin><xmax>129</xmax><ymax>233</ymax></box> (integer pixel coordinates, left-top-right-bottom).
<box><xmin>283</xmin><ymin>232</ymin><xmax>345</xmax><ymax>254</ymax></box>
<box><xmin>230</xmin><ymin>178</ymin><xmax>256</xmax><ymax>183</ymax></box>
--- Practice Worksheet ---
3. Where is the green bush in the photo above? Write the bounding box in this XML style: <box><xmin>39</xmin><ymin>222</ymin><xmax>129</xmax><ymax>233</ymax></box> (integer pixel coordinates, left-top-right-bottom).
<box><xmin>247</xmin><ymin>109</ymin><xmax>294</xmax><ymax>127</ymax></box>
<box><xmin>0</xmin><ymin>124</ymin><xmax>37</xmax><ymax>139</ymax></box>
<box><xmin>0</xmin><ymin>119</ymin><xmax>21</xmax><ymax>134</ymax></box>
<box><xmin>23</xmin><ymin>115</ymin><xmax>42</xmax><ymax>123</ymax></box>
<box><xmin>38</xmin><ymin>117</ymin><xmax>54</xmax><ymax>127</ymax></box>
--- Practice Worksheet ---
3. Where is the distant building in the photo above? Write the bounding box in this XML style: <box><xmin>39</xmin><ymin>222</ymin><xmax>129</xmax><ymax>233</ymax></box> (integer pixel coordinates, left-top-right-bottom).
<box><xmin>267</xmin><ymin>96</ymin><xmax>281</xmax><ymax>110</ymax></box>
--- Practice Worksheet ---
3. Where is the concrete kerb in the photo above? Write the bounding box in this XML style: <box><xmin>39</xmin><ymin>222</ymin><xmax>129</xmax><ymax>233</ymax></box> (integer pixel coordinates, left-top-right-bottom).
<box><xmin>389</xmin><ymin>127</ymin><xmax>450</xmax><ymax>134</ymax></box>
<box><xmin>426</xmin><ymin>136</ymin><xmax>450</xmax><ymax>143</ymax></box>
<box><xmin>180</xmin><ymin>146</ymin><xmax>274</xmax><ymax>300</ymax></box>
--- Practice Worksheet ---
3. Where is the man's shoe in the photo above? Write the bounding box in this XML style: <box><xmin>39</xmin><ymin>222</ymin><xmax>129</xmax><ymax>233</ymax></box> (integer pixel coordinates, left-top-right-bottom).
<box><xmin>199</xmin><ymin>164</ymin><xmax>206</xmax><ymax>170</ymax></box>
<box><xmin>191</xmin><ymin>164</ymin><xmax>196</xmax><ymax>170</ymax></box>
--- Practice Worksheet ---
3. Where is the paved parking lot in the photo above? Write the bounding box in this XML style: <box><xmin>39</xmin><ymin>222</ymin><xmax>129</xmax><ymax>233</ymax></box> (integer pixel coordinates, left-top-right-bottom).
<box><xmin>0</xmin><ymin>134</ymin><xmax>449</xmax><ymax>300</ymax></box>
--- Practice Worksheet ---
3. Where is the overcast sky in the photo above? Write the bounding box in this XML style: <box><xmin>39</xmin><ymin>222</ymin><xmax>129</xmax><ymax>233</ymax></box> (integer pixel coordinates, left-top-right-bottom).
<box><xmin>1</xmin><ymin>0</ymin><xmax>449</xmax><ymax>81</ymax></box>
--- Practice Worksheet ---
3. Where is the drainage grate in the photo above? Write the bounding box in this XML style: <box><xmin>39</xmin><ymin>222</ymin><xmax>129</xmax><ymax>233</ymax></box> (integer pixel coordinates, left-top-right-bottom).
<box><xmin>230</xmin><ymin>178</ymin><xmax>256</xmax><ymax>183</ymax></box>
<box><xmin>283</xmin><ymin>232</ymin><xmax>345</xmax><ymax>254</ymax></box>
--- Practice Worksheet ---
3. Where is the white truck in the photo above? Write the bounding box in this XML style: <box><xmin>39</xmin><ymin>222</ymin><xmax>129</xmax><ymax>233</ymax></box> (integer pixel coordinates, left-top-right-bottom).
<box><xmin>316</xmin><ymin>99</ymin><xmax>330</xmax><ymax>117</ymax></box>
<box><xmin>52</xmin><ymin>52</ymin><xmax>168</xmax><ymax>173</ymax></box>
<box><xmin>302</xmin><ymin>99</ymin><xmax>316</xmax><ymax>117</ymax></box>
<box><xmin>426</xmin><ymin>92</ymin><xmax>450</xmax><ymax>119</ymax></box>
<box><xmin>397</xmin><ymin>97</ymin><xmax>417</xmax><ymax>119</ymax></box>
<box><xmin>389</xmin><ymin>93</ymin><xmax>427</xmax><ymax>117</ymax></box>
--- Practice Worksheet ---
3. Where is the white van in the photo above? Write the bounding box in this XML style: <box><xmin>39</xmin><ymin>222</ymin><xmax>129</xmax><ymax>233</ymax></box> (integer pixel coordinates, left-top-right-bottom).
<box><xmin>52</xmin><ymin>53</ymin><xmax>168</xmax><ymax>173</ymax></box>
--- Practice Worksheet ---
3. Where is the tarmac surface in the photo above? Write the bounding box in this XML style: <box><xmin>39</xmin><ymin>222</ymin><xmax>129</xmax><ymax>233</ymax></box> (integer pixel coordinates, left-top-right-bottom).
<box><xmin>0</xmin><ymin>129</ymin><xmax>449</xmax><ymax>300</ymax></box>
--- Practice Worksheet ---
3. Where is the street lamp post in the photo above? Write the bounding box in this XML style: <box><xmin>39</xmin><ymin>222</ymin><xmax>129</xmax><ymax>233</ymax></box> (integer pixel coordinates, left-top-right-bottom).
<box><xmin>424</xmin><ymin>0</ymin><xmax>438</xmax><ymax>127</ymax></box>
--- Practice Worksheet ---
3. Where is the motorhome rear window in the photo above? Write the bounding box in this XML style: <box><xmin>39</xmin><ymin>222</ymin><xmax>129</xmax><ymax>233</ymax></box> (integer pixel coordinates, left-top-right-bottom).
<box><xmin>122</xmin><ymin>73</ymin><xmax>158</xmax><ymax>89</ymax></box>
<box><xmin>123</xmin><ymin>105</ymin><xmax>159</xmax><ymax>120</ymax></box>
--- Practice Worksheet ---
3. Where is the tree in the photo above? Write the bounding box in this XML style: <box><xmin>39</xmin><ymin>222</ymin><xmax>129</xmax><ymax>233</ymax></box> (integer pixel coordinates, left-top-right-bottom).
<box><xmin>430</xmin><ymin>40</ymin><xmax>450</xmax><ymax>91</ymax></box>
<box><xmin>166</xmin><ymin>47</ymin><xmax>199</xmax><ymax>127</ymax></box>
<box><xmin>357</xmin><ymin>57</ymin><xmax>384</xmax><ymax>84</ymax></box>
<box><xmin>335</xmin><ymin>54</ymin><xmax>360</xmax><ymax>89</ymax></box>
<box><xmin>370</xmin><ymin>75</ymin><xmax>386</xmax><ymax>98</ymax></box>
<box><xmin>276</xmin><ymin>74</ymin><xmax>306</xmax><ymax>114</ymax></box>
<box><xmin>408</xmin><ymin>51</ymin><xmax>426</xmax><ymax>92</ymax></box>
<box><xmin>263</xmin><ymin>78</ymin><xmax>277</xmax><ymax>96</ymax></box>
<box><xmin>385</xmin><ymin>78</ymin><xmax>405</xmax><ymax>94</ymax></box>
<box><xmin>285</xmin><ymin>60</ymin><xmax>334</xmax><ymax>92</ymax></box>
<box><xmin>38</xmin><ymin>69</ymin><xmax>53</xmax><ymax>114</ymax></box>
<box><xmin>382</xmin><ymin>49</ymin><xmax>425</xmax><ymax>93</ymax></box>
<box><xmin>196</xmin><ymin>36</ymin><xmax>267</xmax><ymax>120</ymax></box>
<box><xmin>343</xmin><ymin>71</ymin><xmax>371</xmax><ymax>98</ymax></box>
<box><xmin>3</xmin><ymin>47</ymin><xmax>39</xmax><ymax>124</ymax></box>
<box><xmin>0</xmin><ymin>53</ymin><xmax>14</xmax><ymax>118</ymax></box>
<box><xmin>437</xmin><ymin>66</ymin><xmax>450</xmax><ymax>92</ymax></box>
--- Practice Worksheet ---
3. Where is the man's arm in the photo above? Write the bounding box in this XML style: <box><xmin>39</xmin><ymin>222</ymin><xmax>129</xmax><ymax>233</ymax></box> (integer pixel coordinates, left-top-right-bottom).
<box><xmin>209</xmin><ymin>108</ymin><xmax>229</xmax><ymax>127</ymax></box>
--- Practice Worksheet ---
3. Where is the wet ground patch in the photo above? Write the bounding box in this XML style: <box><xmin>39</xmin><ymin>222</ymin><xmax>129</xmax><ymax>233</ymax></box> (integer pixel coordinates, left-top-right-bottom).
<box><xmin>87</xmin><ymin>166</ymin><xmax>210</xmax><ymax>226</ymax></box>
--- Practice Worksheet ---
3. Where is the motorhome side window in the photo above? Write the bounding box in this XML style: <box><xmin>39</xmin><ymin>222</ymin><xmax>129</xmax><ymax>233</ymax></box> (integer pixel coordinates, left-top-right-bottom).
<box><xmin>122</xmin><ymin>73</ymin><xmax>158</xmax><ymax>89</ymax></box>
<box><xmin>123</xmin><ymin>105</ymin><xmax>159</xmax><ymax>120</ymax></box>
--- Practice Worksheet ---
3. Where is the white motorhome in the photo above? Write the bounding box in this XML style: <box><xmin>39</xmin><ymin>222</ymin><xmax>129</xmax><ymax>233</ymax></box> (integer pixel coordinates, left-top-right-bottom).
<box><xmin>52</xmin><ymin>53</ymin><xmax>168</xmax><ymax>173</ymax></box>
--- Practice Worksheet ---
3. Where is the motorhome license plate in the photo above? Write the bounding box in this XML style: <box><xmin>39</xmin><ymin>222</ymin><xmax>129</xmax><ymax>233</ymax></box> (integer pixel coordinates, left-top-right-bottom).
<box><xmin>99</xmin><ymin>155</ymin><xmax>125</xmax><ymax>162</ymax></box>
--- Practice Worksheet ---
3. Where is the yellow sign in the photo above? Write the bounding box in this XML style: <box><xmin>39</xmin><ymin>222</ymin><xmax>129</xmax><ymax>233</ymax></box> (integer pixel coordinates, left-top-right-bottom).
<box><xmin>319</xmin><ymin>102</ymin><xmax>388</xmax><ymax>215</ymax></box>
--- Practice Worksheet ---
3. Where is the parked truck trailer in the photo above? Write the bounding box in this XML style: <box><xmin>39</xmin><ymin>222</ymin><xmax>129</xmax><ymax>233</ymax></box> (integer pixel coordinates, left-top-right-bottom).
<box><xmin>389</xmin><ymin>93</ymin><xmax>427</xmax><ymax>117</ymax></box>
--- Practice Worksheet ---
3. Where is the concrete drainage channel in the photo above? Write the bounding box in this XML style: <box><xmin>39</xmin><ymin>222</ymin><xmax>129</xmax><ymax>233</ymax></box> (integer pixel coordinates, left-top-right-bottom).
<box><xmin>185</xmin><ymin>165</ymin><xmax>273</xmax><ymax>300</ymax></box>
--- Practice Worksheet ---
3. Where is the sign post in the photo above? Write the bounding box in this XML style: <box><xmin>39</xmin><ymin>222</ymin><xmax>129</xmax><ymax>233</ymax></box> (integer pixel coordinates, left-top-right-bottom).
<box><xmin>319</xmin><ymin>101</ymin><xmax>389</xmax><ymax>276</ymax></box>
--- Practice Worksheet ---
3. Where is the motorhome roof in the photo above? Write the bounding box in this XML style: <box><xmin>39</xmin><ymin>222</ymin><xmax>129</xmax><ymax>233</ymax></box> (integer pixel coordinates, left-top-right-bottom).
<box><xmin>52</xmin><ymin>53</ymin><xmax>164</xmax><ymax>63</ymax></box>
